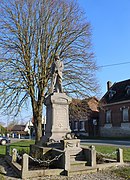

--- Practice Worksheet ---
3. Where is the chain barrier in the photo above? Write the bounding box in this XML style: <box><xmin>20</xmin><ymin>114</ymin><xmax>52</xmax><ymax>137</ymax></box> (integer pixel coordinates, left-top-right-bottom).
<box><xmin>96</xmin><ymin>150</ymin><xmax>117</xmax><ymax>157</ymax></box>
<box><xmin>17</xmin><ymin>154</ymin><xmax>22</xmax><ymax>161</ymax></box>
<box><xmin>17</xmin><ymin>153</ymin><xmax>63</xmax><ymax>166</ymax></box>
<box><xmin>28</xmin><ymin>153</ymin><xmax>63</xmax><ymax>166</ymax></box>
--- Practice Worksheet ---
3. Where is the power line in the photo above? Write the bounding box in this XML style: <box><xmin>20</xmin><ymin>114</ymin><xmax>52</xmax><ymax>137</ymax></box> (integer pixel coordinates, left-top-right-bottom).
<box><xmin>99</xmin><ymin>61</ymin><xmax>130</xmax><ymax>68</ymax></box>
<box><xmin>1</xmin><ymin>58</ymin><xmax>130</xmax><ymax>69</ymax></box>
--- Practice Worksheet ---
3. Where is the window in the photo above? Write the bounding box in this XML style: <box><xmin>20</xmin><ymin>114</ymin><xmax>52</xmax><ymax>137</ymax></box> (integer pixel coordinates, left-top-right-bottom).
<box><xmin>106</xmin><ymin>110</ymin><xmax>111</xmax><ymax>123</ymax></box>
<box><xmin>123</xmin><ymin>108</ymin><xmax>129</xmax><ymax>122</ymax></box>
<box><xmin>79</xmin><ymin>121</ymin><xmax>85</xmax><ymax>131</ymax></box>
<box><xmin>93</xmin><ymin>119</ymin><xmax>97</xmax><ymax>125</ymax></box>
<box><xmin>127</xmin><ymin>89</ymin><xmax>130</xmax><ymax>95</ymax></box>
<box><xmin>74</xmin><ymin>121</ymin><xmax>78</xmax><ymax>131</ymax></box>
<box><xmin>109</xmin><ymin>90</ymin><xmax>116</xmax><ymax>99</ymax></box>
<box><xmin>125</xmin><ymin>85</ymin><xmax>130</xmax><ymax>95</ymax></box>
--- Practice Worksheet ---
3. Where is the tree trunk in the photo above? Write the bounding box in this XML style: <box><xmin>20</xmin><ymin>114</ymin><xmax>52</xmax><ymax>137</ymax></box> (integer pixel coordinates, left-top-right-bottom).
<box><xmin>31</xmin><ymin>98</ymin><xmax>43</xmax><ymax>145</ymax></box>
<box><xmin>34</xmin><ymin>114</ymin><xmax>42</xmax><ymax>144</ymax></box>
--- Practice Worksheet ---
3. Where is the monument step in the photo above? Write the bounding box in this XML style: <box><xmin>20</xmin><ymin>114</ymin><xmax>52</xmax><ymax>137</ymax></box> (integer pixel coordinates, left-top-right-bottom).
<box><xmin>70</xmin><ymin>160</ymin><xmax>87</xmax><ymax>167</ymax></box>
<box><xmin>70</xmin><ymin>154</ymin><xmax>86</xmax><ymax>161</ymax></box>
<box><xmin>69</xmin><ymin>166</ymin><xmax>97</xmax><ymax>175</ymax></box>
<box><xmin>44</xmin><ymin>168</ymin><xmax>65</xmax><ymax>176</ymax></box>
<box><xmin>67</xmin><ymin>148</ymin><xmax>82</xmax><ymax>156</ymax></box>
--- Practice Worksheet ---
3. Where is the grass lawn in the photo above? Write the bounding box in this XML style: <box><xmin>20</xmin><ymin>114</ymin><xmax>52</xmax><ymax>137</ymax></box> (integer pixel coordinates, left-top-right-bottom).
<box><xmin>0</xmin><ymin>145</ymin><xmax>6</xmax><ymax>155</ymax></box>
<box><xmin>0</xmin><ymin>140</ymin><xmax>35</xmax><ymax>155</ymax></box>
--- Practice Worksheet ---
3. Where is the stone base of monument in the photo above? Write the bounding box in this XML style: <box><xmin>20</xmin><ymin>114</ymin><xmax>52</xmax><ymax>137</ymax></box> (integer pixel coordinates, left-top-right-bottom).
<box><xmin>5</xmin><ymin>143</ymin><xmax>124</xmax><ymax>179</ymax></box>
<box><xmin>30</xmin><ymin>138</ymin><xmax>82</xmax><ymax>158</ymax></box>
<box><xmin>41</xmin><ymin>93</ymin><xmax>72</xmax><ymax>144</ymax></box>
<box><xmin>61</xmin><ymin>139</ymin><xmax>82</xmax><ymax>155</ymax></box>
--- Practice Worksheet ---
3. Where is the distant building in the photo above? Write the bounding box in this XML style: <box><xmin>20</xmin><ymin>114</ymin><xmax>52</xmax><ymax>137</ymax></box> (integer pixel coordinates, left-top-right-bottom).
<box><xmin>69</xmin><ymin>97</ymin><xmax>99</xmax><ymax>137</ymax></box>
<box><xmin>10</xmin><ymin>116</ymin><xmax>46</xmax><ymax>138</ymax></box>
<box><xmin>99</xmin><ymin>79</ymin><xmax>130</xmax><ymax>137</ymax></box>
<box><xmin>11</xmin><ymin>125</ymin><xmax>26</xmax><ymax>137</ymax></box>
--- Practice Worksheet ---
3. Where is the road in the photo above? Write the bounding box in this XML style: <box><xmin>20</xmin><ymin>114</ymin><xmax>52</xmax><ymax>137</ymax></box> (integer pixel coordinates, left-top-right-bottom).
<box><xmin>10</xmin><ymin>138</ymin><xmax>31</xmax><ymax>143</ymax></box>
<box><xmin>80</xmin><ymin>139</ymin><xmax>130</xmax><ymax>147</ymax></box>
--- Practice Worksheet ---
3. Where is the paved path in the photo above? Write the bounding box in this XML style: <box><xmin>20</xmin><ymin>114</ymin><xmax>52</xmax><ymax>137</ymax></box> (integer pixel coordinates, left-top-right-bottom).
<box><xmin>81</xmin><ymin>139</ymin><xmax>130</xmax><ymax>147</ymax></box>
<box><xmin>10</xmin><ymin>138</ymin><xmax>31</xmax><ymax>143</ymax></box>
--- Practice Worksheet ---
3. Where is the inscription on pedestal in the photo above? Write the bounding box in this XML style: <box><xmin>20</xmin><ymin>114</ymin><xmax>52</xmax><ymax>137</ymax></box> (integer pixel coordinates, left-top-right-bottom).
<box><xmin>53</xmin><ymin>97</ymin><xmax>68</xmax><ymax>104</ymax></box>
<box><xmin>55</xmin><ymin>105</ymin><xmax>67</xmax><ymax>129</ymax></box>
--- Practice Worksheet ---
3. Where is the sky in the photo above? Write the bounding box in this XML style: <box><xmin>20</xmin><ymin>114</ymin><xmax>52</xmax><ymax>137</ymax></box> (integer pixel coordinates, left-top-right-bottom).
<box><xmin>1</xmin><ymin>0</ymin><xmax>130</xmax><ymax>126</ymax></box>
<box><xmin>78</xmin><ymin>0</ymin><xmax>130</xmax><ymax>95</ymax></box>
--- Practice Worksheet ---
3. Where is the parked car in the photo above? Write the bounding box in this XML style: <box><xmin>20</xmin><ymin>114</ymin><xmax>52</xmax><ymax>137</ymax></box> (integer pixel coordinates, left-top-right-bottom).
<box><xmin>0</xmin><ymin>136</ymin><xmax>10</xmax><ymax>145</ymax></box>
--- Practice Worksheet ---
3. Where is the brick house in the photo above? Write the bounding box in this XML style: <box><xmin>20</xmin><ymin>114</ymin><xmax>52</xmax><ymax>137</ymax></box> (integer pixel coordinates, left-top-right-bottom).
<box><xmin>69</xmin><ymin>97</ymin><xmax>99</xmax><ymax>137</ymax></box>
<box><xmin>99</xmin><ymin>79</ymin><xmax>130</xmax><ymax>137</ymax></box>
<box><xmin>11</xmin><ymin>125</ymin><xmax>27</xmax><ymax>137</ymax></box>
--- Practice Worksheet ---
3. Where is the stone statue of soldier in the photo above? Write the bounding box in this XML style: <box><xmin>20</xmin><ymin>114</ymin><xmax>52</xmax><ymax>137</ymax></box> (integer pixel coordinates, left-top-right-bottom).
<box><xmin>50</xmin><ymin>55</ymin><xmax>64</xmax><ymax>93</ymax></box>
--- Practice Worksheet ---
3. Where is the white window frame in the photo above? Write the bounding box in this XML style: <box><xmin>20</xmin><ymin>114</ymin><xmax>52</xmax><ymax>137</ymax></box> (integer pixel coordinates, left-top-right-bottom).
<box><xmin>123</xmin><ymin>108</ymin><xmax>129</xmax><ymax>122</ymax></box>
<box><xmin>74</xmin><ymin>121</ymin><xmax>78</xmax><ymax>131</ymax></box>
<box><xmin>79</xmin><ymin>121</ymin><xmax>85</xmax><ymax>131</ymax></box>
<box><xmin>127</xmin><ymin>88</ymin><xmax>130</xmax><ymax>95</ymax></box>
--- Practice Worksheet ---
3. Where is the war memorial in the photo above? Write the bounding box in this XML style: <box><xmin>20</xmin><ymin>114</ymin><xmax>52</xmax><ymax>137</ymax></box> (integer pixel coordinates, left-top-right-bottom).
<box><xmin>5</xmin><ymin>55</ymin><xmax>124</xmax><ymax>179</ymax></box>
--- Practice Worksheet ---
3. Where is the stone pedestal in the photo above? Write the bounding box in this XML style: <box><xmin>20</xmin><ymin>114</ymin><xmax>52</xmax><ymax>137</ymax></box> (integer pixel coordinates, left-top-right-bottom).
<box><xmin>61</xmin><ymin>139</ymin><xmax>82</xmax><ymax>155</ymax></box>
<box><xmin>41</xmin><ymin>93</ymin><xmax>72</xmax><ymax>144</ymax></box>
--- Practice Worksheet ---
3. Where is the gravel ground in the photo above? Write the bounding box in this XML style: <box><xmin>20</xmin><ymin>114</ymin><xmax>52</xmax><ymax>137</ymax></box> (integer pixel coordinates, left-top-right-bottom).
<box><xmin>28</xmin><ymin>172</ymin><xmax>125</xmax><ymax>180</ymax></box>
<box><xmin>0</xmin><ymin>157</ymin><xmax>126</xmax><ymax>180</ymax></box>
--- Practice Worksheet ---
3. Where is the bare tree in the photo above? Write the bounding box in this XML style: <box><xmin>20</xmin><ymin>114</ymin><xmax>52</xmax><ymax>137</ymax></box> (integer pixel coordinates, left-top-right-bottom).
<box><xmin>0</xmin><ymin>0</ymin><xmax>99</xmax><ymax>144</ymax></box>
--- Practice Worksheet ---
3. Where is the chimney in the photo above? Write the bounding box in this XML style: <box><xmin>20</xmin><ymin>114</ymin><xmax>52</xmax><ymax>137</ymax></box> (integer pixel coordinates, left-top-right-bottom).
<box><xmin>107</xmin><ymin>81</ymin><xmax>112</xmax><ymax>91</ymax></box>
